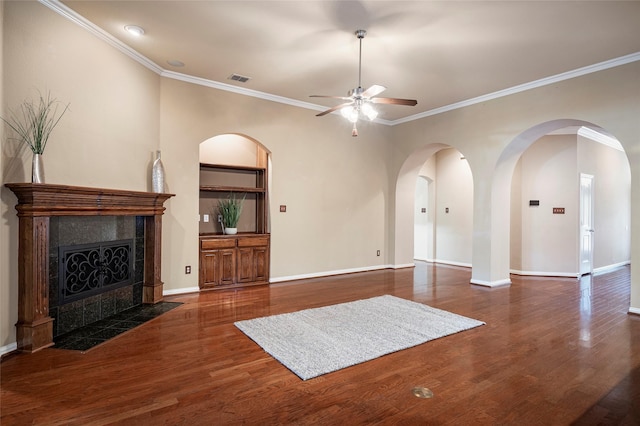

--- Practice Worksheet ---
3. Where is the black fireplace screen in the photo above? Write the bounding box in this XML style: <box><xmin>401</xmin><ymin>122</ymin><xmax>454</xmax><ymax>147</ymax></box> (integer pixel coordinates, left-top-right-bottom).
<box><xmin>59</xmin><ymin>239</ymin><xmax>133</xmax><ymax>304</ymax></box>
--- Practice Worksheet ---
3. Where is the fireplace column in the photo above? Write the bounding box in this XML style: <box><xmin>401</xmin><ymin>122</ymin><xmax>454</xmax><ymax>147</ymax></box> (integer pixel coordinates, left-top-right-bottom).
<box><xmin>144</xmin><ymin>214</ymin><xmax>164</xmax><ymax>304</ymax></box>
<box><xmin>16</xmin><ymin>215</ymin><xmax>54</xmax><ymax>352</ymax></box>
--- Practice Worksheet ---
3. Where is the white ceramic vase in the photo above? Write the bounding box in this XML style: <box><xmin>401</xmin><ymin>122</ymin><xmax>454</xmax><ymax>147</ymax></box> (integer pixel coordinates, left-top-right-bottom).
<box><xmin>32</xmin><ymin>153</ymin><xmax>44</xmax><ymax>183</ymax></box>
<box><xmin>224</xmin><ymin>227</ymin><xmax>238</xmax><ymax>235</ymax></box>
<box><xmin>152</xmin><ymin>150</ymin><xmax>165</xmax><ymax>193</ymax></box>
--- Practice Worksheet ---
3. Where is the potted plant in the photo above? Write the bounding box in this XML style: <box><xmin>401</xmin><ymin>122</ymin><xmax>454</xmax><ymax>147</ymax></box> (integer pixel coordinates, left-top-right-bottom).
<box><xmin>0</xmin><ymin>91</ymin><xmax>69</xmax><ymax>183</ymax></box>
<box><xmin>217</xmin><ymin>193</ymin><xmax>246</xmax><ymax>235</ymax></box>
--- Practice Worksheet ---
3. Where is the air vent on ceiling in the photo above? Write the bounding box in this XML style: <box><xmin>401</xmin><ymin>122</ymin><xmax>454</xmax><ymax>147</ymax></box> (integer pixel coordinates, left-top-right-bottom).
<box><xmin>228</xmin><ymin>73</ymin><xmax>251</xmax><ymax>83</ymax></box>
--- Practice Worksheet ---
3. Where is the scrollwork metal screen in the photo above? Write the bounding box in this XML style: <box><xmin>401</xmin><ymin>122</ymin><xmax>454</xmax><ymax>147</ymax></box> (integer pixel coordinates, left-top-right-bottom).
<box><xmin>59</xmin><ymin>239</ymin><xmax>133</xmax><ymax>303</ymax></box>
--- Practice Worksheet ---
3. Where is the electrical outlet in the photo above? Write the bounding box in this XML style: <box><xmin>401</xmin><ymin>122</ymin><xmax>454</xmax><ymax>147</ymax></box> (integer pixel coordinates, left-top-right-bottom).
<box><xmin>377</xmin><ymin>250</ymin><xmax>381</xmax><ymax>256</ymax></box>
<box><xmin>203</xmin><ymin>214</ymin><xmax>209</xmax><ymax>222</ymax></box>
<box><xmin>218</xmin><ymin>214</ymin><xmax>223</xmax><ymax>223</ymax></box>
<box><xmin>185</xmin><ymin>265</ymin><xmax>191</xmax><ymax>274</ymax></box>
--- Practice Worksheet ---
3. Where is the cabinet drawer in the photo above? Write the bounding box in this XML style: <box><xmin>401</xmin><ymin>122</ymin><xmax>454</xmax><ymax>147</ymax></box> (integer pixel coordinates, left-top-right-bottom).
<box><xmin>201</xmin><ymin>238</ymin><xmax>236</xmax><ymax>250</ymax></box>
<box><xmin>237</xmin><ymin>237</ymin><xmax>269</xmax><ymax>248</ymax></box>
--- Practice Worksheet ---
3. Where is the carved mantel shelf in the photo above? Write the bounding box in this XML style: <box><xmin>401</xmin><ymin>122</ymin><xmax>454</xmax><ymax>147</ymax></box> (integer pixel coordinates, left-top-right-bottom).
<box><xmin>5</xmin><ymin>183</ymin><xmax>175</xmax><ymax>353</ymax></box>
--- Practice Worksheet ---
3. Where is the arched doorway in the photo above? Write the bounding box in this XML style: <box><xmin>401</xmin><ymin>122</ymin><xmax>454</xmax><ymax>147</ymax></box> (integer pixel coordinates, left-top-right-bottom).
<box><xmin>509</xmin><ymin>125</ymin><xmax>630</xmax><ymax>277</ymax></box>
<box><xmin>395</xmin><ymin>144</ymin><xmax>473</xmax><ymax>269</ymax></box>
<box><xmin>490</xmin><ymin>119</ymin><xmax>630</xmax><ymax>286</ymax></box>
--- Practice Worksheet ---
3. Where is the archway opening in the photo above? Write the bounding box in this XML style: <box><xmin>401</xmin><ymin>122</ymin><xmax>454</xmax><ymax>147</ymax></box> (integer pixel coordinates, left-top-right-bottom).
<box><xmin>395</xmin><ymin>144</ymin><xmax>473</xmax><ymax>269</ymax></box>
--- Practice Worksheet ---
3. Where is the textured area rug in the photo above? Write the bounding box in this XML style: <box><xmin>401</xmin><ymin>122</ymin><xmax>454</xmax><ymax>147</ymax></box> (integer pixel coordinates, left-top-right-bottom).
<box><xmin>234</xmin><ymin>295</ymin><xmax>485</xmax><ymax>380</ymax></box>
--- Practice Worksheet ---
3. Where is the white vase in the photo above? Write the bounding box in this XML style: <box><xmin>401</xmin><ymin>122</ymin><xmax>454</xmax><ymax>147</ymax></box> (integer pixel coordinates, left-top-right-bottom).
<box><xmin>32</xmin><ymin>153</ymin><xmax>44</xmax><ymax>183</ymax></box>
<box><xmin>152</xmin><ymin>150</ymin><xmax>165</xmax><ymax>193</ymax></box>
<box><xmin>224</xmin><ymin>227</ymin><xmax>238</xmax><ymax>235</ymax></box>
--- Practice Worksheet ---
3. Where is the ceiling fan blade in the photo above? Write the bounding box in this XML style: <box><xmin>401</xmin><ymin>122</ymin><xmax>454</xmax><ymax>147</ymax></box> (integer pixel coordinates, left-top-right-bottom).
<box><xmin>371</xmin><ymin>97</ymin><xmax>418</xmax><ymax>106</ymax></box>
<box><xmin>310</xmin><ymin>95</ymin><xmax>353</xmax><ymax>101</ymax></box>
<box><xmin>316</xmin><ymin>102</ymin><xmax>354</xmax><ymax>117</ymax></box>
<box><xmin>361</xmin><ymin>84</ymin><xmax>386</xmax><ymax>98</ymax></box>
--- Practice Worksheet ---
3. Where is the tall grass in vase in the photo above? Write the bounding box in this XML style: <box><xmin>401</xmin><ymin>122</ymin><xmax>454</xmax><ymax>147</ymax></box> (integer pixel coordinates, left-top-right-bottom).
<box><xmin>217</xmin><ymin>193</ymin><xmax>246</xmax><ymax>234</ymax></box>
<box><xmin>0</xmin><ymin>91</ymin><xmax>69</xmax><ymax>183</ymax></box>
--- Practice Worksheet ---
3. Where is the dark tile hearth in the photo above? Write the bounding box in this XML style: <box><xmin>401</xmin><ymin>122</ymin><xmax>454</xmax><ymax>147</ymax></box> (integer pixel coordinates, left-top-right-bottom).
<box><xmin>53</xmin><ymin>302</ymin><xmax>181</xmax><ymax>352</ymax></box>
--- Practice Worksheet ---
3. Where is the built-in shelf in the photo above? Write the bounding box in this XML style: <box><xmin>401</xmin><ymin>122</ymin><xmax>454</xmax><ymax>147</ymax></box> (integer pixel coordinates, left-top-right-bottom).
<box><xmin>199</xmin><ymin>163</ymin><xmax>267</xmax><ymax>235</ymax></box>
<box><xmin>198</xmin><ymin>161</ymin><xmax>270</xmax><ymax>290</ymax></box>
<box><xmin>199</xmin><ymin>185</ymin><xmax>266</xmax><ymax>193</ymax></box>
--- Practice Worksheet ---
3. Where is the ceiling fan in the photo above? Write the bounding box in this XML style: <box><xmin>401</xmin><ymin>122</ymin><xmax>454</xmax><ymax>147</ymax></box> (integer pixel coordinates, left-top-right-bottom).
<box><xmin>310</xmin><ymin>29</ymin><xmax>417</xmax><ymax>136</ymax></box>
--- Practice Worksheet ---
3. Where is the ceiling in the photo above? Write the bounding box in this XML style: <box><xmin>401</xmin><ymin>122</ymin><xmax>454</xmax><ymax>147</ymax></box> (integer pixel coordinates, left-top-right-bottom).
<box><xmin>57</xmin><ymin>0</ymin><xmax>640</xmax><ymax>123</ymax></box>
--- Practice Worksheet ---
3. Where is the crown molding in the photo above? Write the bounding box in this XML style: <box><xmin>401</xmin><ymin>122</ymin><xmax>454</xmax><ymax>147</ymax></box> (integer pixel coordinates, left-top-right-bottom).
<box><xmin>43</xmin><ymin>0</ymin><xmax>640</xmax><ymax>127</ymax></box>
<box><xmin>160</xmin><ymin>70</ymin><xmax>334</xmax><ymax>113</ymax></box>
<box><xmin>40</xmin><ymin>0</ymin><xmax>163</xmax><ymax>75</ymax></box>
<box><xmin>391</xmin><ymin>51</ymin><xmax>640</xmax><ymax>126</ymax></box>
<box><xmin>578</xmin><ymin>127</ymin><xmax>625</xmax><ymax>152</ymax></box>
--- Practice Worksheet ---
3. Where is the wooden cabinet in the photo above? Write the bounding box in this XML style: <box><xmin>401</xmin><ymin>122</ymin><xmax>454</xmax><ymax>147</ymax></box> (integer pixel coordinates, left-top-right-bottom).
<box><xmin>199</xmin><ymin>161</ymin><xmax>270</xmax><ymax>289</ymax></box>
<box><xmin>199</xmin><ymin>235</ymin><xmax>270</xmax><ymax>290</ymax></box>
<box><xmin>199</xmin><ymin>238</ymin><xmax>237</xmax><ymax>288</ymax></box>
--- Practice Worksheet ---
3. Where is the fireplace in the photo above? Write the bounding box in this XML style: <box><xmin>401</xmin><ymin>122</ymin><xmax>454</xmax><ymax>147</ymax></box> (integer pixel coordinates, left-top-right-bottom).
<box><xmin>49</xmin><ymin>216</ymin><xmax>142</xmax><ymax>337</ymax></box>
<box><xmin>5</xmin><ymin>183</ymin><xmax>174</xmax><ymax>352</ymax></box>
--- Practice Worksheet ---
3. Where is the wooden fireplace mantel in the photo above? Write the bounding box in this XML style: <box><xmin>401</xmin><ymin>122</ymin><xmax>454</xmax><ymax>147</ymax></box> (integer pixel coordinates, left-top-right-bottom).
<box><xmin>5</xmin><ymin>183</ymin><xmax>175</xmax><ymax>353</ymax></box>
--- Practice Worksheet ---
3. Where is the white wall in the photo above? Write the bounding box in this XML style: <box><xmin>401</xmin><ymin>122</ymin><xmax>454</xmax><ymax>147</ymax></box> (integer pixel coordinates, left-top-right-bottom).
<box><xmin>434</xmin><ymin>148</ymin><xmax>473</xmax><ymax>266</ymax></box>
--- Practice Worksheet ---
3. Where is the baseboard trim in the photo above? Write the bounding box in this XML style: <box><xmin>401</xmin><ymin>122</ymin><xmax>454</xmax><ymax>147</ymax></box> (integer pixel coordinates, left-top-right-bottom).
<box><xmin>510</xmin><ymin>270</ymin><xmax>579</xmax><ymax>278</ymax></box>
<box><xmin>510</xmin><ymin>261</ymin><xmax>631</xmax><ymax>278</ymax></box>
<box><xmin>163</xmin><ymin>286</ymin><xmax>200</xmax><ymax>296</ymax></box>
<box><xmin>470</xmin><ymin>278</ymin><xmax>512</xmax><ymax>288</ymax></box>
<box><xmin>433</xmin><ymin>259</ymin><xmax>473</xmax><ymax>268</ymax></box>
<box><xmin>593</xmin><ymin>261</ymin><xmax>630</xmax><ymax>275</ymax></box>
<box><xmin>392</xmin><ymin>263</ymin><xmax>415</xmax><ymax>270</ymax></box>
<box><xmin>1</xmin><ymin>342</ymin><xmax>18</xmax><ymax>357</ymax></box>
<box><xmin>628</xmin><ymin>307</ymin><xmax>640</xmax><ymax>316</ymax></box>
<box><xmin>270</xmin><ymin>265</ymin><xmax>395</xmax><ymax>283</ymax></box>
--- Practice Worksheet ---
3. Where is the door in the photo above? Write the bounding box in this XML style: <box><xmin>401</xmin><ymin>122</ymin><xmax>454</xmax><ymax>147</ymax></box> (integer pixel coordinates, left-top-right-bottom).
<box><xmin>579</xmin><ymin>173</ymin><xmax>594</xmax><ymax>275</ymax></box>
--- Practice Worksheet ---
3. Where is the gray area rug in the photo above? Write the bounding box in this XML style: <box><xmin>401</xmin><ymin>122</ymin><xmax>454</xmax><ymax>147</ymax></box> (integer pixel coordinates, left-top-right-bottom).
<box><xmin>234</xmin><ymin>295</ymin><xmax>485</xmax><ymax>380</ymax></box>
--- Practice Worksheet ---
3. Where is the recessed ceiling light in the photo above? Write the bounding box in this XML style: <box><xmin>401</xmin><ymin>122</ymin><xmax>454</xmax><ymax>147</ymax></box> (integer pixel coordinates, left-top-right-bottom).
<box><xmin>124</xmin><ymin>25</ymin><xmax>145</xmax><ymax>36</ymax></box>
<box><xmin>167</xmin><ymin>60</ymin><xmax>185</xmax><ymax>67</ymax></box>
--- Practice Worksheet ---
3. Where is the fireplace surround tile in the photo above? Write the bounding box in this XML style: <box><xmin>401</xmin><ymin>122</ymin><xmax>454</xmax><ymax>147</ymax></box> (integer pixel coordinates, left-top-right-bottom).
<box><xmin>54</xmin><ymin>302</ymin><xmax>181</xmax><ymax>351</ymax></box>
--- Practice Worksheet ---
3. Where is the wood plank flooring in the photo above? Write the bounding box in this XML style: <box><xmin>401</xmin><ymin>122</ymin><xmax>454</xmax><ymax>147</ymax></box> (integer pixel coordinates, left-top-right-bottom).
<box><xmin>2</xmin><ymin>262</ymin><xmax>639</xmax><ymax>425</ymax></box>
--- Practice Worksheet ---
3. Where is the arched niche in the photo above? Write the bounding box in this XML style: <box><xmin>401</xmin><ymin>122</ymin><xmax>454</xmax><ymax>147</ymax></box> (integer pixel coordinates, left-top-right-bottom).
<box><xmin>198</xmin><ymin>133</ymin><xmax>271</xmax><ymax>235</ymax></box>
<box><xmin>200</xmin><ymin>133</ymin><xmax>270</xmax><ymax>169</ymax></box>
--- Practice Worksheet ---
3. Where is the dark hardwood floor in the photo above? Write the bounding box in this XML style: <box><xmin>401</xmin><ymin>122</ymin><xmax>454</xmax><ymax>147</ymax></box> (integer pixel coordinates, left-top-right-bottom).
<box><xmin>2</xmin><ymin>262</ymin><xmax>639</xmax><ymax>425</ymax></box>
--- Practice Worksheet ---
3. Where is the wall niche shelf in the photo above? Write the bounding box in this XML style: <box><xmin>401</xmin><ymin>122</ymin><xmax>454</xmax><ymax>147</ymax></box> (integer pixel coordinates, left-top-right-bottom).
<box><xmin>199</xmin><ymin>162</ymin><xmax>269</xmax><ymax>290</ymax></box>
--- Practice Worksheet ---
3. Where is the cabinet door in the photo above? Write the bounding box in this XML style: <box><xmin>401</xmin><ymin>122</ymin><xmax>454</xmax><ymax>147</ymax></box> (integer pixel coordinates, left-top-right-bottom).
<box><xmin>253</xmin><ymin>246</ymin><xmax>269</xmax><ymax>282</ymax></box>
<box><xmin>236</xmin><ymin>248</ymin><xmax>254</xmax><ymax>283</ymax></box>
<box><xmin>218</xmin><ymin>249</ymin><xmax>236</xmax><ymax>286</ymax></box>
<box><xmin>200</xmin><ymin>251</ymin><xmax>219</xmax><ymax>287</ymax></box>
<box><xmin>200</xmin><ymin>249</ymin><xmax>236</xmax><ymax>288</ymax></box>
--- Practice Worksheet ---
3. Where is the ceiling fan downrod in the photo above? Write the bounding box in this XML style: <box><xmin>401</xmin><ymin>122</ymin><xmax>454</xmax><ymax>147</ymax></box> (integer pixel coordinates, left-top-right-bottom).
<box><xmin>355</xmin><ymin>29</ymin><xmax>366</xmax><ymax>92</ymax></box>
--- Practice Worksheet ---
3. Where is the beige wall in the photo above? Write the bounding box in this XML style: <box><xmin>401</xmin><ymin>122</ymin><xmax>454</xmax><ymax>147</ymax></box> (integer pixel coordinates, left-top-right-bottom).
<box><xmin>434</xmin><ymin>148</ymin><xmax>473</xmax><ymax>266</ymax></box>
<box><xmin>2</xmin><ymin>1</ymin><xmax>640</xmax><ymax>351</ymax></box>
<box><xmin>512</xmin><ymin>135</ymin><xmax>579</xmax><ymax>274</ymax></box>
<box><xmin>577</xmin><ymin>135</ymin><xmax>631</xmax><ymax>269</ymax></box>
<box><xmin>391</xmin><ymin>62</ymin><xmax>640</xmax><ymax>295</ymax></box>
<box><xmin>1</xmin><ymin>2</ymin><xmax>161</xmax><ymax>350</ymax></box>
<box><xmin>510</xmin><ymin>134</ymin><xmax>630</xmax><ymax>275</ymax></box>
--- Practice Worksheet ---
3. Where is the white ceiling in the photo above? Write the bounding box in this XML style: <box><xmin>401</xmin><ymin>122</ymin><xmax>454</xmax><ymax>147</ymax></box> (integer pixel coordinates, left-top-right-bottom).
<box><xmin>56</xmin><ymin>0</ymin><xmax>640</xmax><ymax>123</ymax></box>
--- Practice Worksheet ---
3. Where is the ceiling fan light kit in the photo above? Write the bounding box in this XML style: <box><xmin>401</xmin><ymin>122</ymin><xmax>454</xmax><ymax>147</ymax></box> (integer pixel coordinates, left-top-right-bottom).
<box><xmin>311</xmin><ymin>29</ymin><xmax>417</xmax><ymax>136</ymax></box>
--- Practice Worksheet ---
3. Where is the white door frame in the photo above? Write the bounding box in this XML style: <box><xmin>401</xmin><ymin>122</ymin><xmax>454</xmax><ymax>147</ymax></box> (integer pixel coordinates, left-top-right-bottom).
<box><xmin>579</xmin><ymin>173</ymin><xmax>594</xmax><ymax>276</ymax></box>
